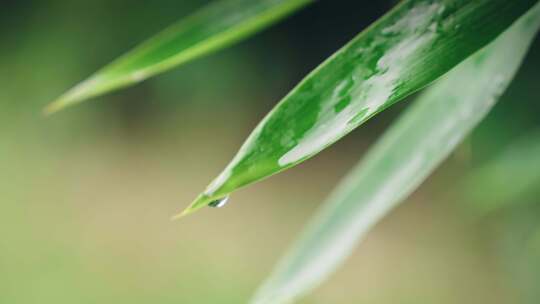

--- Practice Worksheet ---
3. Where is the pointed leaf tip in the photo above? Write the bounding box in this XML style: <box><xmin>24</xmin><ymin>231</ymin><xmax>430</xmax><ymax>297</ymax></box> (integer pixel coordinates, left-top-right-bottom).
<box><xmin>43</xmin><ymin>99</ymin><xmax>66</xmax><ymax>116</ymax></box>
<box><xmin>170</xmin><ymin>208</ymin><xmax>195</xmax><ymax>221</ymax></box>
<box><xmin>171</xmin><ymin>194</ymin><xmax>217</xmax><ymax>220</ymax></box>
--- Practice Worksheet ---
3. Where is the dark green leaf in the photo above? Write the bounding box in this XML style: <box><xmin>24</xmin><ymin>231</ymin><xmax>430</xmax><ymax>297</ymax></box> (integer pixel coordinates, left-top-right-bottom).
<box><xmin>180</xmin><ymin>0</ymin><xmax>537</xmax><ymax>216</ymax></box>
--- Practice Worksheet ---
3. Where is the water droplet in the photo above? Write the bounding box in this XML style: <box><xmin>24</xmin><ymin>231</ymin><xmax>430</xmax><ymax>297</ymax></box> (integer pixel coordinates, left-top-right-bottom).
<box><xmin>208</xmin><ymin>196</ymin><xmax>229</xmax><ymax>208</ymax></box>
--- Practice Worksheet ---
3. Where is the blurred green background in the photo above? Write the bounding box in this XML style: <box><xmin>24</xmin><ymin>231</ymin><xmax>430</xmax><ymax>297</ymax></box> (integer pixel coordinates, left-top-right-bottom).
<box><xmin>1</xmin><ymin>0</ymin><xmax>540</xmax><ymax>303</ymax></box>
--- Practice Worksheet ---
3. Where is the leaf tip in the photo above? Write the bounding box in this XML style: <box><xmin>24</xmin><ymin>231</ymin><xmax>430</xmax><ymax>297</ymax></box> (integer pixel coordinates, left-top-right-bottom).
<box><xmin>170</xmin><ymin>209</ymin><xmax>192</xmax><ymax>221</ymax></box>
<box><xmin>43</xmin><ymin>98</ymin><xmax>68</xmax><ymax>116</ymax></box>
<box><xmin>171</xmin><ymin>194</ymin><xmax>213</xmax><ymax>220</ymax></box>
<box><xmin>44</xmin><ymin>75</ymin><xmax>108</xmax><ymax>114</ymax></box>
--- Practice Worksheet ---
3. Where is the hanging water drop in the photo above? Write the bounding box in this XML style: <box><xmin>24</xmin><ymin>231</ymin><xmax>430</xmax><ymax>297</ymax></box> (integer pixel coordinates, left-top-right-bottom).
<box><xmin>208</xmin><ymin>196</ymin><xmax>229</xmax><ymax>208</ymax></box>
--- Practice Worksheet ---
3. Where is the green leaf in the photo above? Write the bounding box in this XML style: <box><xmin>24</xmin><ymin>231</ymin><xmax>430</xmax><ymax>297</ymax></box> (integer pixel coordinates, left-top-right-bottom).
<box><xmin>249</xmin><ymin>5</ymin><xmax>540</xmax><ymax>303</ymax></box>
<box><xmin>462</xmin><ymin>129</ymin><xmax>540</xmax><ymax>214</ymax></box>
<box><xmin>44</xmin><ymin>0</ymin><xmax>314</xmax><ymax>114</ymax></box>
<box><xmin>180</xmin><ymin>0</ymin><xmax>537</xmax><ymax>216</ymax></box>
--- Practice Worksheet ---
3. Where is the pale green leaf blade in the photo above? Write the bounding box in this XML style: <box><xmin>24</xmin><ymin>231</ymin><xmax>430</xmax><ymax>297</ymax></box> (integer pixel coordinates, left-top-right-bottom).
<box><xmin>45</xmin><ymin>0</ymin><xmax>314</xmax><ymax>113</ymax></box>
<box><xmin>250</xmin><ymin>4</ymin><xmax>540</xmax><ymax>303</ymax></box>
<box><xmin>181</xmin><ymin>0</ymin><xmax>537</xmax><ymax>216</ymax></box>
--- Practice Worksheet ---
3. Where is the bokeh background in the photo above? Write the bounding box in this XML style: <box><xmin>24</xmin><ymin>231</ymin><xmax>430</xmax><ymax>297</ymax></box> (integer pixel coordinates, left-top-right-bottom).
<box><xmin>1</xmin><ymin>0</ymin><xmax>540</xmax><ymax>303</ymax></box>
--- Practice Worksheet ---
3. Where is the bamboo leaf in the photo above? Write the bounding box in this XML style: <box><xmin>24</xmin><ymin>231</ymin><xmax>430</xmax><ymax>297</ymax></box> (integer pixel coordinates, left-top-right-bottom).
<box><xmin>45</xmin><ymin>0</ymin><xmax>314</xmax><ymax>114</ymax></box>
<box><xmin>180</xmin><ymin>0</ymin><xmax>537</xmax><ymax>216</ymax></box>
<box><xmin>249</xmin><ymin>5</ymin><xmax>540</xmax><ymax>303</ymax></box>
